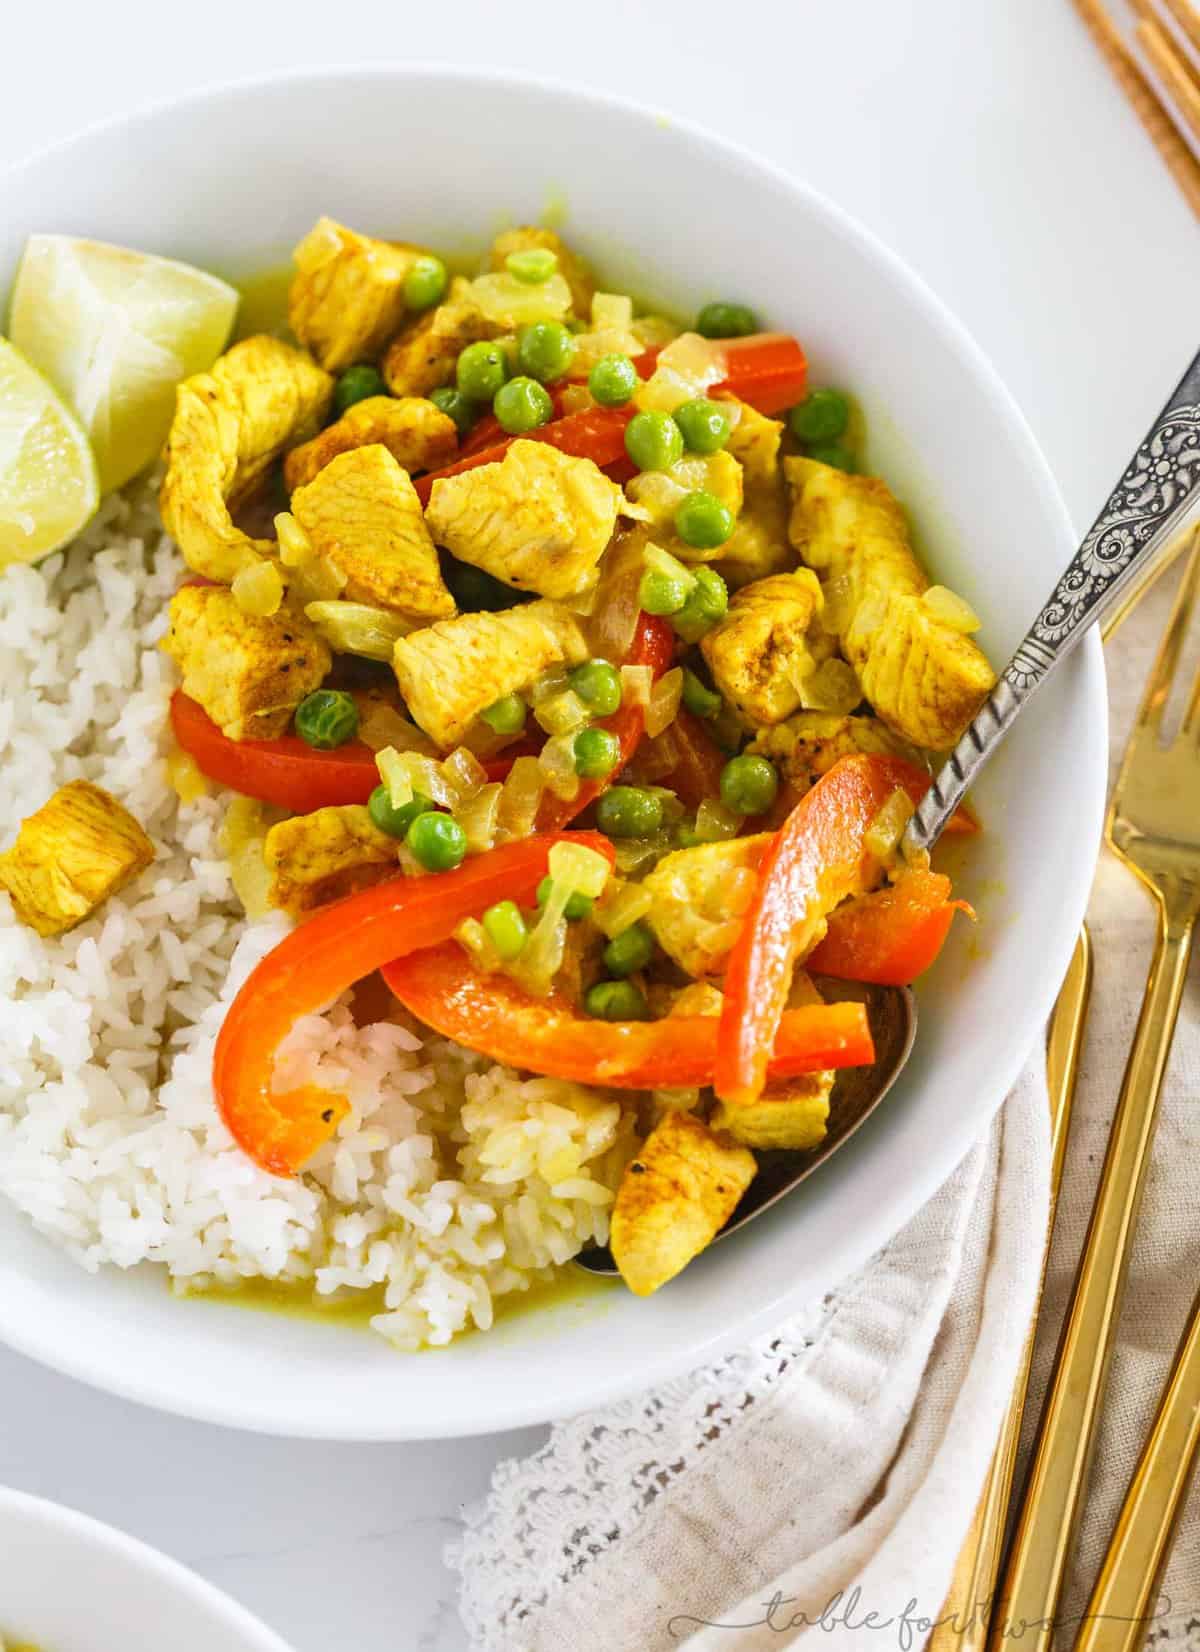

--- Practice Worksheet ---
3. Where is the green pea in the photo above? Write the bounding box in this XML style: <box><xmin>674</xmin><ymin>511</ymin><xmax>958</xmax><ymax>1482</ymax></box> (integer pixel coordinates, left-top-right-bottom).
<box><xmin>480</xmin><ymin>693</ymin><xmax>527</xmax><ymax>734</ymax></box>
<box><xmin>443</xmin><ymin>556</ymin><xmax>532</xmax><ymax>612</ymax></box>
<box><xmin>719</xmin><ymin>753</ymin><xmax>779</xmax><ymax>817</ymax></box>
<box><xmin>596</xmin><ymin>785</ymin><xmax>664</xmax><ymax>839</ymax></box>
<box><xmin>588</xmin><ymin>353</ymin><xmax>638</xmax><ymax>407</ymax></box>
<box><xmin>405</xmin><ymin>810</ymin><xmax>468</xmax><ymax>872</ymax></box>
<box><xmin>696</xmin><ymin>301</ymin><xmax>758</xmax><ymax>339</ymax></box>
<box><xmin>482</xmin><ymin>899</ymin><xmax>529</xmax><ymax>961</ymax></box>
<box><xmin>403</xmin><ymin>255</ymin><xmax>448</xmax><ymax>312</ymax></box>
<box><xmin>493</xmin><ymin>375</ymin><xmax>554</xmax><ymax>435</ymax></box>
<box><xmin>568</xmin><ymin>659</ymin><xmax>622</xmax><ymax>717</ymax></box>
<box><xmin>672</xmin><ymin>566</ymin><xmax>729</xmax><ymax>643</ymax></box>
<box><xmin>584</xmin><ymin>979</ymin><xmax>650</xmax><ymax>1022</ymax></box>
<box><xmin>333</xmin><ymin>365</ymin><xmax>386</xmax><ymax>416</ymax></box>
<box><xmin>788</xmin><ymin>388</ymin><xmax>850</xmax><ymax>444</ymax></box>
<box><xmin>429</xmin><ymin>386</ymin><xmax>475</xmax><ymax>435</ymax></box>
<box><xmin>293</xmin><ymin>689</ymin><xmax>359</xmax><ymax>750</ymax></box>
<box><xmin>602</xmin><ymin>921</ymin><xmax>655</xmax><ymax>978</ymax></box>
<box><xmin>805</xmin><ymin>440</ymin><xmax>857</xmax><ymax>473</ymax></box>
<box><xmin>681</xmin><ymin>668</ymin><xmax>722</xmax><ymax>719</ymax></box>
<box><xmin>675</xmin><ymin>490</ymin><xmax>734</xmax><ymax>550</ymax></box>
<box><xmin>456</xmin><ymin>341</ymin><xmax>509</xmax><ymax>402</ymax></box>
<box><xmin>574</xmin><ymin>726</ymin><xmax>621</xmax><ymax>779</ymax></box>
<box><xmin>625</xmin><ymin>410</ymin><xmax>684</xmax><ymax>473</ymax></box>
<box><xmin>516</xmin><ymin>321</ymin><xmax>576</xmax><ymax>383</ymax></box>
<box><xmin>638</xmin><ymin>569</ymin><xmax>691</xmax><ymax>616</ymax></box>
<box><xmin>505</xmin><ymin>247</ymin><xmax>558</xmax><ymax>284</ymax></box>
<box><xmin>368</xmin><ymin>784</ymin><xmax>434</xmax><ymax>839</ymax></box>
<box><xmin>672</xmin><ymin>398</ymin><xmax>731</xmax><ymax>455</ymax></box>
<box><xmin>536</xmin><ymin>877</ymin><xmax>593</xmax><ymax>921</ymax></box>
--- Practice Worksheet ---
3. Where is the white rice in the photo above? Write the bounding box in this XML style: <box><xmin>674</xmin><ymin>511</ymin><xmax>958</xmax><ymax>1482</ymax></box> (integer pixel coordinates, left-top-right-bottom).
<box><xmin>0</xmin><ymin>482</ymin><xmax>635</xmax><ymax>1348</ymax></box>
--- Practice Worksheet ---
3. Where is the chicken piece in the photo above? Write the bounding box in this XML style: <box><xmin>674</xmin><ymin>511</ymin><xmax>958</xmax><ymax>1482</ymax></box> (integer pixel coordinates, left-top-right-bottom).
<box><xmin>0</xmin><ymin>781</ymin><xmax>154</xmax><ymax>937</ymax></box>
<box><xmin>263</xmin><ymin>805</ymin><xmax>398</xmax><ymax>915</ymax></box>
<box><xmin>700</xmin><ymin>569</ymin><xmax>827</xmax><ymax>727</ymax></box>
<box><xmin>284</xmin><ymin>396</ymin><xmax>457</xmax><ymax>491</ymax></box>
<box><xmin>162</xmin><ymin>584</ymin><xmax>331</xmax><ymax>741</ymax></box>
<box><xmin>288</xmin><ymin>218</ymin><xmax>424</xmax><ymax>373</ymax></box>
<box><xmin>721</xmin><ymin>396</ymin><xmax>783</xmax><ymax>489</ymax></box>
<box><xmin>610</xmin><ymin>1110</ymin><xmax>756</xmax><ymax>1296</ymax></box>
<box><xmin>382</xmin><ymin>277</ymin><xmax>500</xmax><ymax>398</ymax></box>
<box><xmin>425</xmin><ymin>440</ymin><xmax>622</xmax><ymax>600</ymax></box>
<box><xmin>785</xmin><ymin>458</ymin><xmax>996</xmax><ymax>749</ymax></box>
<box><xmin>750</xmin><ymin>711</ymin><xmax>909</xmax><ymax>796</ymax></box>
<box><xmin>711</xmin><ymin>973</ymin><xmax>834</xmax><ymax>1149</ymax></box>
<box><xmin>667</xmin><ymin>980</ymin><xmax>726</xmax><ymax>1017</ymax></box>
<box><xmin>160</xmin><ymin>336</ymin><xmax>333</xmax><ymax>583</ymax></box>
<box><xmin>487</xmin><ymin>226</ymin><xmax>595</xmax><ymax>316</ymax></box>
<box><xmin>642</xmin><ymin>834</ymin><xmax>771</xmax><ymax>978</ymax></box>
<box><xmin>392</xmin><ymin>599</ymin><xmax>588</xmax><ymax>750</ymax></box>
<box><xmin>713</xmin><ymin>396</ymin><xmax>795</xmax><ymax>588</ymax></box>
<box><xmin>290</xmin><ymin>445</ymin><xmax>456</xmax><ymax>621</ymax></box>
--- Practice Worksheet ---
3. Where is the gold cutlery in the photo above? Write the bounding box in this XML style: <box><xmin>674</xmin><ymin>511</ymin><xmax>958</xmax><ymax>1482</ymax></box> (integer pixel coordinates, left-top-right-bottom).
<box><xmin>926</xmin><ymin>927</ymin><xmax>1093</xmax><ymax>1652</ymax></box>
<box><xmin>991</xmin><ymin>535</ymin><xmax>1200</xmax><ymax>1649</ymax></box>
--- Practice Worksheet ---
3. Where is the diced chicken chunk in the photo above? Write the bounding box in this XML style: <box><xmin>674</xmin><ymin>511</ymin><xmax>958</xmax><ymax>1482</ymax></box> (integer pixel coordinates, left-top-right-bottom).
<box><xmin>288</xmin><ymin>218</ymin><xmax>424</xmax><ymax>373</ymax></box>
<box><xmin>382</xmin><ymin>277</ymin><xmax>499</xmax><ymax>398</ymax></box>
<box><xmin>714</xmin><ymin>396</ymin><xmax>794</xmax><ymax>587</ymax></box>
<box><xmin>392</xmin><ymin>599</ymin><xmax>588</xmax><ymax>750</ymax></box>
<box><xmin>162</xmin><ymin>585</ymin><xmax>331</xmax><ymax>741</ymax></box>
<box><xmin>642</xmin><ymin>835</ymin><xmax>771</xmax><ymax>978</ymax></box>
<box><xmin>610</xmin><ymin>1110</ymin><xmax>756</xmax><ymax>1296</ymax></box>
<box><xmin>750</xmin><ymin>711</ymin><xmax>909</xmax><ymax>796</ymax></box>
<box><xmin>291</xmin><ymin>445</ymin><xmax>456</xmax><ymax>621</ymax></box>
<box><xmin>160</xmin><ymin>336</ymin><xmax>333</xmax><ymax>583</ymax></box>
<box><xmin>711</xmin><ymin>974</ymin><xmax>833</xmax><ymax>1149</ymax></box>
<box><xmin>425</xmin><ymin>440</ymin><xmax>622</xmax><ymax>600</ymax></box>
<box><xmin>0</xmin><ymin>781</ymin><xmax>154</xmax><ymax>937</ymax></box>
<box><xmin>284</xmin><ymin>396</ymin><xmax>457</xmax><ymax>491</ymax></box>
<box><xmin>786</xmin><ymin>458</ymin><xmax>996</xmax><ymax>749</ymax></box>
<box><xmin>264</xmin><ymin>805</ymin><xmax>399</xmax><ymax>915</ymax></box>
<box><xmin>721</xmin><ymin>396</ymin><xmax>783</xmax><ymax>489</ymax></box>
<box><xmin>487</xmin><ymin>226</ymin><xmax>595</xmax><ymax>315</ymax></box>
<box><xmin>700</xmin><ymin>569</ymin><xmax>827</xmax><ymax>726</ymax></box>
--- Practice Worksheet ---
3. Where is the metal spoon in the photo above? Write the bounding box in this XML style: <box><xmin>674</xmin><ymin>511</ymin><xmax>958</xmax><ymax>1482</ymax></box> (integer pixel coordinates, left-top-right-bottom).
<box><xmin>577</xmin><ymin>343</ymin><xmax>1200</xmax><ymax>1280</ymax></box>
<box><xmin>574</xmin><ymin>981</ymin><xmax>915</xmax><ymax>1275</ymax></box>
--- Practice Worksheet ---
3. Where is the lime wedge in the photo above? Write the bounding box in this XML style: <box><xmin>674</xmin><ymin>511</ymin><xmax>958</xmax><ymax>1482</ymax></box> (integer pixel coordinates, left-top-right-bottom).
<box><xmin>0</xmin><ymin>336</ymin><xmax>100</xmax><ymax>567</ymax></box>
<box><xmin>9</xmin><ymin>235</ymin><xmax>239</xmax><ymax>494</ymax></box>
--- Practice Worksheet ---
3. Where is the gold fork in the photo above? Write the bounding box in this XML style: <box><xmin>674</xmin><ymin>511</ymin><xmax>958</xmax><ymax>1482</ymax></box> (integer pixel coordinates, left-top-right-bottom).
<box><xmin>992</xmin><ymin>535</ymin><xmax>1200</xmax><ymax>1648</ymax></box>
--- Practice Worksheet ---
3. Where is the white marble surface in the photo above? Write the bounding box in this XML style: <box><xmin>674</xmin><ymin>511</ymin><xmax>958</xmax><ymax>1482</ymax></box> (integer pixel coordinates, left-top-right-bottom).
<box><xmin>0</xmin><ymin>1</ymin><xmax>1194</xmax><ymax>1646</ymax></box>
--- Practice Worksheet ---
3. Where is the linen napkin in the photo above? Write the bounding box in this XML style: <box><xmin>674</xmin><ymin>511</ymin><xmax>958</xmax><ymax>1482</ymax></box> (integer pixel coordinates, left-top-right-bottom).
<box><xmin>450</xmin><ymin>555</ymin><xmax>1200</xmax><ymax>1650</ymax></box>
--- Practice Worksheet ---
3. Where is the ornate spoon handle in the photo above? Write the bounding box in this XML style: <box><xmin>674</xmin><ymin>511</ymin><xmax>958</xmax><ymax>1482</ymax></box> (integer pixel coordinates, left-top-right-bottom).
<box><xmin>905</xmin><ymin>347</ymin><xmax>1200</xmax><ymax>854</ymax></box>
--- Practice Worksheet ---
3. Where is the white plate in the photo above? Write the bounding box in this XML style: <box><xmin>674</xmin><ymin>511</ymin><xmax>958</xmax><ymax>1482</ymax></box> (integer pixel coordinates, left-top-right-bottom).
<box><xmin>0</xmin><ymin>67</ymin><xmax>1107</xmax><ymax>1440</ymax></box>
<box><xmin>0</xmin><ymin>1485</ymin><xmax>291</xmax><ymax>1650</ymax></box>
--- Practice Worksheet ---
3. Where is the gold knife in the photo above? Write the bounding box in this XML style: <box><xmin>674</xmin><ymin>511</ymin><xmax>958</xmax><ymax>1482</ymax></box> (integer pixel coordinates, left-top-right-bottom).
<box><xmin>926</xmin><ymin>926</ymin><xmax>1093</xmax><ymax>1651</ymax></box>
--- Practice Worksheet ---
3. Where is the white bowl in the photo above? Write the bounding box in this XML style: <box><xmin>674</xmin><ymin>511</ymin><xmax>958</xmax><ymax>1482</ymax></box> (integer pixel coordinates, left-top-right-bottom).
<box><xmin>0</xmin><ymin>67</ymin><xmax>1106</xmax><ymax>1439</ymax></box>
<box><xmin>0</xmin><ymin>1485</ymin><xmax>292</xmax><ymax>1650</ymax></box>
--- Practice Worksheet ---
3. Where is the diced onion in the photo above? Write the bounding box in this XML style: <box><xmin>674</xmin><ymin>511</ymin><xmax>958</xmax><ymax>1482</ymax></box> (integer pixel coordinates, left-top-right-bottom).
<box><xmin>819</xmin><ymin>573</ymin><xmax>854</xmax><ymax>636</ymax></box>
<box><xmin>645</xmin><ymin>667</ymin><xmax>683</xmax><ymax>738</ymax></box>
<box><xmin>547</xmin><ymin>839</ymin><xmax>611</xmax><ymax>898</ymax></box>
<box><xmin>273</xmin><ymin>512</ymin><xmax>345</xmax><ymax>604</ymax></box>
<box><xmin>455</xmin><ymin>916</ymin><xmax>501</xmax><ymax>972</ymax></box>
<box><xmin>632</xmin><ymin>314</ymin><xmax>681</xmax><ymax>349</ymax></box>
<box><xmin>456</xmin><ymin>782</ymin><xmax>502</xmax><ymax>853</ymax></box>
<box><xmin>220</xmin><ymin>798</ymin><xmax>274</xmax><ymax>919</ymax></box>
<box><xmin>559</xmin><ymin>383</ymin><xmax>594</xmax><ymax>416</ymax></box>
<box><xmin>797</xmin><ymin>658</ymin><xmax>863</xmax><ymax>715</ymax></box>
<box><xmin>643</xmin><ymin>541</ymin><xmax>696</xmax><ymax>587</ymax></box>
<box><xmin>496</xmin><ymin>755</ymin><xmax>546</xmax><ymax>840</ymax></box>
<box><xmin>923</xmin><ymin>584</ymin><xmax>982</xmax><ymax>633</ymax></box>
<box><xmin>534</xmin><ymin>689</ymin><xmax>591</xmax><ymax>737</ymax></box>
<box><xmin>166</xmin><ymin>748</ymin><xmax>208</xmax><ymax>803</ymax></box>
<box><xmin>593</xmin><ymin>879</ymin><xmax>654</xmax><ymax>938</ymax></box>
<box><xmin>376</xmin><ymin>746</ymin><xmax>415</xmax><ymax>808</ymax></box>
<box><xmin>274</xmin><ymin>512</ymin><xmax>312</xmax><ymax>566</ymax></box>
<box><xmin>865</xmin><ymin>787</ymin><xmax>916</xmax><ymax>864</ymax></box>
<box><xmin>442</xmin><ymin>747</ymin><xmax>488</xmax><ymax>804</ymax></box>
<box><xmin>468</xmin><ymin>271</ymin><xmax>572</xmax><ymax>327</ymax></box>
<box><xmin>232</xmin><ymin>559</ymin><xmax>284</xmax><ymax>617</ymax></box>
<box><xmin>635</xmin><ymin>331</ymin><xmax>725</xmax><ymax>414</ymax></box>
<box><xmin>619</xmin><ymin>664</ymin><xmax>654</xmax><ymax>708</ymax></box>
<box><xmin>613</xmin><ymin>836</ymin><xmax>669</xmax><ymax>877</ymax></box>
<box><xmin>592</xmin><ymin>292</ymin><xmax>634</xmax><ymax>330</ymax></box>
<box><xmin>694</xmin><ymin>798</ymin><xmax>742</xmax><ymax>842</ymax></box>
<box><xmin>584</xmin><ymin>527</ymin><xmax>649</xmax><ymax>661</ymax></box>
<box><xmin>538</xmin><ymin>732</ymin><xmax>581</xmax><ymax>801</ymax></box>
<box><xmin>356</xmin><ymin>700</ymin><xmax>435</xmax><ymax>756</ymax></box>
<box><xmin>304</xmin><ymin>600</ymin><xmax>412</xmax><ymax>661</ymax></box>
<box><xmin>510</xmin><ymin>911</ymin><xmax>567</xmax><ymax>998</ymax></box>
<box><xmin>623</xmin><ymin>470</ymin><xmax>687</xmax><ymax>526</ymax></box>
<box><xmin>529</xmin><ymin>664</ymin><xmax>571</xmax><ymax>706</ymax></box>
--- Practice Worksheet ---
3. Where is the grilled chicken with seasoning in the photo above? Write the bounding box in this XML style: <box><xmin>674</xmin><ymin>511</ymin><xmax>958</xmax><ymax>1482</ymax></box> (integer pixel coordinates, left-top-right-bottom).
<box><xmin>425</xmin><ymin>440</ymin><xmax>624</xmax><ymax>601</ymax></box>
<box><xmin>290</xmin><ymin>445</ymin><xmax>457</xmax><ymax>621</ymax></box>
<box><xmin>710</xmin><ymin>974</ymin><xmax>834</xmax><ymax>1150</ymax></box>
<box><xmin>382</xmin><ymin>277</ymin><xmax>499</xmax><ymax>398</ymax></box>
<box><xmin>714</xmin><ymin>397</ymin><xmax>794</xmax><ymax>586</ymax></box>
<box><xmin>785</xmin><ymin>457</ymin><xmax>996</xmax><ymax>749</ymax></box>
<box><xmin>288</xmin><ymin>217</ymin><xmax>426</xmax><ymax>373</ymax></box>
<box><xmin>0</xmin><ymin>781</ymin><xmax>154</xmax><ymax>936</ymax></box>
<box><xmin>642</xmin><ymin>835</ymin><xmax>770</xmax><ymax>978</ymax></box>
<box><xmin>162</xmin><ymin>584</ymin><xmax>331</xmax><ymax>741</ymax></box>
<box><xmin>283</xmin><ymin>395</ymin><xmax>457</xmax><ymax>491</ymax></box>
<box><xmin>700</xmin><ymin>568</ymin><xmax>828</xmax><ymax>726</ymax></box>
<box><xmin>160</xmin><ymin>335</ymin><xmax>333</xmax><ymax>583</ymax></box>
<box><xmin>264</xmin><ymin>805</ymin><xmax>399</xmax><ymax>915</ymax></box>
<box><xmin>749</xmin><ymin>711</ymin><xmax>909</xmax><ymax>795</ymax></box>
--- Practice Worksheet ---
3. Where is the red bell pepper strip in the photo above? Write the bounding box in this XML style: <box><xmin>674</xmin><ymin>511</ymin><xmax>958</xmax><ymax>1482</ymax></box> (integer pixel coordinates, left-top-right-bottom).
<box><xmin>807</xmin><ymin>870</ymin><xmax>973</xmax><ymax>986</ymax></box>
<box><xmin>171</xmin><ymin>691</ymin><xmax>380</xmax><ymax>812</ymax></box>
<box><xmin>213</xmin><ymin>832</ymin><xmax>614</xmax><ymax>1177</ymax></box>
<box><xmin>413</xmin><ymin>333</ymin><xmax>809</xmax><ymax>503</ymax></box>
<box><xmin>382</xmin><ymin>941</ymin><xmax>873</xmax><ymax>1089</ymax></box>
<box><xmin>715</xmin><ymin>754</ymin><xmax>935</xmax><ymax>1109</ymax></box>
<box><xmin>535</xmin><ymin>610</ymin><xmax>676</xmax><ymax>830</ymax></box>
